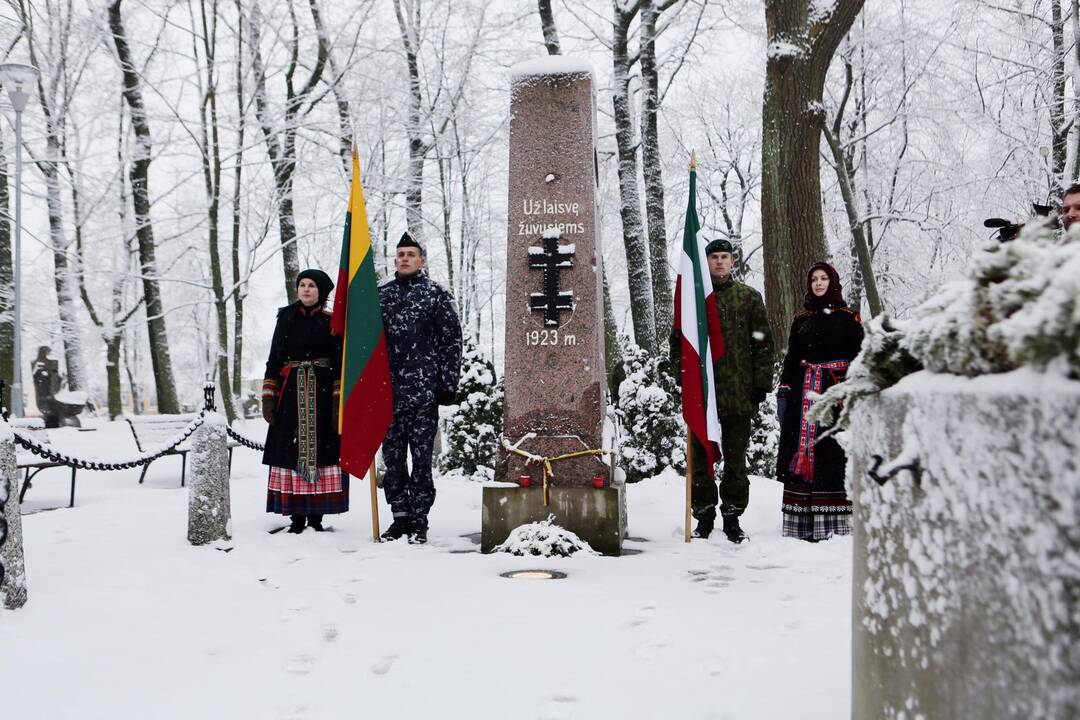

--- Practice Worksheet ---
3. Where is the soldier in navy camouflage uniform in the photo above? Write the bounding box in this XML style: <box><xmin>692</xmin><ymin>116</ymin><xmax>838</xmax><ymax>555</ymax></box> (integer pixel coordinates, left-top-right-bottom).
<box><xmin>378</xmin><ymin>232</ymin><xmax>462</xmax><ymax>543</ymax></box>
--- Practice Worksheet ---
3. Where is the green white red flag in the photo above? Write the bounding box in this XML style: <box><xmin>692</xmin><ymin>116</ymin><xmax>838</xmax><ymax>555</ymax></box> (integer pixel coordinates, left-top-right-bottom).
<box><xmin>331</xmin><ymin>148</ymin><xmax>394</xmax><ymax>477</ymax></box>
<box><xmin>673</xmin><ymin>161</ymin><xmax>724</xmax><ymax>477</ymax></box>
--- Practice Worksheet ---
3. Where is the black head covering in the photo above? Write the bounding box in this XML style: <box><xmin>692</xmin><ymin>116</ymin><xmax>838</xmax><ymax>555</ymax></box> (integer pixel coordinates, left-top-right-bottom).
<box><xmin>397</xmin><ymin>231</ymin><xmax>425</xmax><ymax>256</ymax></box>
<box><xmin>296</xmin><ymin>268</ymin><xmax>334</xmax><ymax>306</ymax></box>
<box><xmin>802</xmin><ymin>262</ymin><xmax>847</xmax><ymax>312</ymax></box>
<box><xmin>704</xmin><ymin>238</ymin><xmax>734</xmax><ymax>255</ymax></box>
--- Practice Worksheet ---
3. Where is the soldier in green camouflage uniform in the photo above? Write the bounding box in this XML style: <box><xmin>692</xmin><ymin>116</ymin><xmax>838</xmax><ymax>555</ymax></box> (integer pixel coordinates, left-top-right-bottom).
<box><xmin>669</xmin><ymin>239</ymin><xmax>774</xmax><ymax>543</ymax></box>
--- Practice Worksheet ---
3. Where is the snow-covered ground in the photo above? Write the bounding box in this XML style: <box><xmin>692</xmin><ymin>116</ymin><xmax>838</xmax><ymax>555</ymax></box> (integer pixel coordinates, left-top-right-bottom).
<box><xmin>1</xmin><ymin>420</ymin><xmax>851</xmax><ymax>720</ymax></box>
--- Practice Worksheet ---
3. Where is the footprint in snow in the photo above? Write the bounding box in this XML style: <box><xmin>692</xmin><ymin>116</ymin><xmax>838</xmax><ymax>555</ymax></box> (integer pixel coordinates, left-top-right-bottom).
<box><xmin>538</xmin><ymin>691</ymin><xmax>578</xmax><ymax>720</ymax></box>
<box><xmin>370</xmin><ymin>653</ymin><xmax>397</xmax><ymax>675</ymax></box>
<box><xmin>322</xmin><ymin>623</ymin><xmax>339</xmax><ymax>642</ymax></box>
<box><xmin>284</xmin><ymin>653</ymin><xmax>317</xmax><ymax>676</ymax></box>
<box><xmin>689</xmin><ymin>566</ymin><xmax>734</xmax><ymax>592</ymax></box>
<box><xmin>634</xmin><ymin>634</ymin><xmax>670</xmax><ymax>660</ymax></box>
<box><xmin>342</xmin><ymin>592</ymin><xmax>358</xmax><ymax>605</ymax></box>
<box><xmin>626</xmin><ymin>604</ymin><xmax>656</xmax><ymax>628</ymax></box>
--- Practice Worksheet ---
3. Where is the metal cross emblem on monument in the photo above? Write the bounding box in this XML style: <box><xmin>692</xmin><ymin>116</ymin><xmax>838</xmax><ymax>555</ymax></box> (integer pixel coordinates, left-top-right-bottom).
<box><xmin>528</xmin><ymin>235</ymin><xmax>575</xmax><ymax>326</ymax></box>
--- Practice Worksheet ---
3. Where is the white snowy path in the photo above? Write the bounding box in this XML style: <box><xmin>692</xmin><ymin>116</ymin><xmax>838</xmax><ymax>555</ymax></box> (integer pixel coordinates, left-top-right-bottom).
<box><xmin>1</xmin><ymin>421</ymin><xmax>851</xmax><ymax>720</ymax></box>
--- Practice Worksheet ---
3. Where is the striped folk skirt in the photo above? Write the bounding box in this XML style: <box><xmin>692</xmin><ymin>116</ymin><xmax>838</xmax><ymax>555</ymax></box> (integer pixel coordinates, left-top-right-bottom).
<box><xmin>781</xmin><ymin>482</ymin><xmax>852</xmax><ymax>541</ymax></box>
<box><xmin>266</xmin><ymin>464</ymin><xmax>350</xmax><ymax>516</ymax></box>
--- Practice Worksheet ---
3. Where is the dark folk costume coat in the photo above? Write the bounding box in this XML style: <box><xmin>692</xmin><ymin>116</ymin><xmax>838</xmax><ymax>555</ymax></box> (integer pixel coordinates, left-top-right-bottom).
<box><xmin>262</xmin><ymin>301</ymin><xmax>347</xmax><ymax>515</ymax></box>
<box><xmin>776</xmin><ymin>273</ymin><xmax>864</xmax><ymax>539</ymax></box>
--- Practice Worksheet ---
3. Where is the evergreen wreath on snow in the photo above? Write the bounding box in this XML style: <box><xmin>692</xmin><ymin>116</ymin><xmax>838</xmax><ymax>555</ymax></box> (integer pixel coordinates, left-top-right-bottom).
<box><xmin>811</xmin><ymin>221</ymin><xmax>1080</xmax><ymax>429</ymax></box>
<box><xmin>614</xmin><ymin>338</ymin><xmax>686</xmax><ymax>483</ymax></box>
<box><xmin>493</xmin><ymin>515</ymin><xmax>595</xmax><ymax>557</ymax></box>
<box><xmin>438</xmin><ymin>337</ymin><xmax>503</xmax><ymax>482</ymax></box>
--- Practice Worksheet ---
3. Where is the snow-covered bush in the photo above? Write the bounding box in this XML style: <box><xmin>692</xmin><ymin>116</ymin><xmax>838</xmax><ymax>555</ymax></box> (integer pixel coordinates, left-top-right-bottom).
<box><xmin>493</xmin><ymin>516</ymin><xmax>594</xmax><ymax>557</ymax></box>
<box><xmin>748</xmin><ymin>387</ymin><xmax>780</xmax><ymax>479</ymax></box>
<box><xmin>614</xmin><ymin>339</ymin><xmax>685</xmax><ymax>483</ymax></box>
<box><xmin>812</xmin><ymin>222</ymin><xmax>1080</xmax><ymax>427</ymax></box>
<box><xmin>439</xmin><ymin>338</ymin><xmax>503</xmax><ymax>481</ymax></box>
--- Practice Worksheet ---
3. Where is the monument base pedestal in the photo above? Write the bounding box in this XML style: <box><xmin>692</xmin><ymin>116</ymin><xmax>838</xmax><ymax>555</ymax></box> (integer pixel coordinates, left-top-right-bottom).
<box><xmin>481</xmin><ymin>485</ymin><xmax>626</xmax><ymax>556</ymax></box>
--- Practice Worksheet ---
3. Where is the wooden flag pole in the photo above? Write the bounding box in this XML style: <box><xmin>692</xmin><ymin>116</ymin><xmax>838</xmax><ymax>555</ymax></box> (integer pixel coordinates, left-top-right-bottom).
<box><xmin>368</xmin><ymin>461</ymin><xmax>381</xmax><ymax>543</ymax></box>
<box><xmin>685</xmin><ymin>148</ymin><xmax>697</xmax><ymax>544</ymax></box>
<box><xmin>685</xmin><ymin>430</ymin><xmax>693</xmax><ymax>543</ymax></box>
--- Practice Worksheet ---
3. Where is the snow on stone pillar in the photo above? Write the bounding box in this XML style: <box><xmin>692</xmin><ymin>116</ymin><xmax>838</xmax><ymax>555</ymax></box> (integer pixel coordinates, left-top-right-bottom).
<box><xmin>187</xmin><ymin>413</ymin><xmax>232</xmax><ymax>545</ymax></box>
<box><xmin>0</xmin><ymin>420</ymin><xmax>28</xmax><ymax>609</ymax></box>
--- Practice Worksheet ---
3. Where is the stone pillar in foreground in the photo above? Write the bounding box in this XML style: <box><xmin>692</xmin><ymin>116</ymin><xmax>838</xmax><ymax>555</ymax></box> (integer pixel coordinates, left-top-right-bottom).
<box><xmin>187</xmin><ymin>413</ymin><xmax>232</xmax><ymax>545</ymax></box>
<box><xmin>847</xmin><ymin>377</ymin><xmax>1080</xmax><ymax>718</ymax></box>
<box><xmin>0</xmin><ymin>421</ymin><xmax>28</xmax><ymax>609</ymax></box>
<box><xmin>482</xmin><ymin>56</ymin><xmax>624</xmax><ymax>556</ymax></box>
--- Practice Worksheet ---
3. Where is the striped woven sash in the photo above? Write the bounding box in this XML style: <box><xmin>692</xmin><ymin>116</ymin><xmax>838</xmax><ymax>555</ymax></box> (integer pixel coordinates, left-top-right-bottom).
<box><xmin>283</xmin><ymin>358</ymin><xmax>331</xmax><ymax>483</ymax></box>
<box><xmin>789</xmin><ymin>359</ymin><xmax>849</xmax><ymax>482</ymax></box>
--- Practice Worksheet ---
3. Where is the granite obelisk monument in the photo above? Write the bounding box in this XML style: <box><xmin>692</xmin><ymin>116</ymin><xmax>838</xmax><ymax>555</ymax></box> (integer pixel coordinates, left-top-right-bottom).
<box><xmin>482</xmin><ymin>57</ymin><xmax>624</xmax><ymax>556</ymax></box>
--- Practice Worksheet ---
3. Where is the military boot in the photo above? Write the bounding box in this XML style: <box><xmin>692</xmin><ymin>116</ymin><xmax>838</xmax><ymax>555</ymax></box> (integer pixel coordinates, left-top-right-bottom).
<box><xmin>287</xmin><ymin>515</ymin><xmax>306</xmax><ymax>534</ymax></box>
<box><xmin>381</xmin><ymin>517</ymin><xmax>411</xmax><ymax>541</ymax></box>
<box><xmin>722</xmin><ymin>514</ymin><xmax>748</xmax><ymax>544</ymax></box>
<box><xmin>408</xmin><ymin>516</ymin><xmax>428</xmax><ymax>545</ymax></box>
<box><xmin>691</xmin><ymin>515</ymin><xmax>714</xmax><ymax>539</ymax></box>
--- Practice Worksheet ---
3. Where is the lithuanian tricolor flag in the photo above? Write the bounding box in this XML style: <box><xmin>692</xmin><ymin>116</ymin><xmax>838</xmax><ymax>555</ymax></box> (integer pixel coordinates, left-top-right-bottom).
<box><xmin>331</xmin><ymin>148</ymin><xmax>393</xmax><ymax>477</ymax></box>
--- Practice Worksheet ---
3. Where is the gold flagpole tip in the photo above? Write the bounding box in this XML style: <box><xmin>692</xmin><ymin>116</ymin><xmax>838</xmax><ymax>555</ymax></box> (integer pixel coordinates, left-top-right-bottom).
<box><xmin>351</xmin><ymin>143</ymin><xmax>359</xmax><ymax>161</ymax></box>
<box><xmin>690</xmin><ymin>149</ymin><xmax>698</xmax><ymax>170</ymax></box>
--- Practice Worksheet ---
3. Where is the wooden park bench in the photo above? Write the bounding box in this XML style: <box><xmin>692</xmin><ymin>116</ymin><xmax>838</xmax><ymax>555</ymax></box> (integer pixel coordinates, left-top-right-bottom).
<box><xmin>126</xmin><ymin>413</ymin><xmax>240</xmax><ymax>487</ymax></box>
<box><xmin>14</xmin><ymin>419</ymin><xmax>79</xmax><ymax>508</ymax></box>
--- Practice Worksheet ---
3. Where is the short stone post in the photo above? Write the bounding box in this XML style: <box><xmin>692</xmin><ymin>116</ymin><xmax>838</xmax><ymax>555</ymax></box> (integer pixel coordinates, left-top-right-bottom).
<box><xmin>187</xmin><ymin>412</ymin><xmax>232</xmax><ymax>545</ymax></box>
<box><xmin>0</xmin><ymin>420</ymin><xmax>28</xmax><ymax>609</ymax></box>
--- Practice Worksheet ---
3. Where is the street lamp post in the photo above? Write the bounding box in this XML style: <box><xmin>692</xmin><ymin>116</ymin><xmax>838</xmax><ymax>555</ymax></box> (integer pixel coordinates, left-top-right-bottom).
<box><xmin>0</xmin><ymin>63</ymin><xmax>39</xmax><ymax>418</ymax></box>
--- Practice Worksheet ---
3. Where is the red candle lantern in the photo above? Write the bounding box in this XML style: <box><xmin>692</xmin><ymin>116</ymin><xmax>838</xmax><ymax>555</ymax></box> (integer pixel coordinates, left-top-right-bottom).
<box><xmin>519</xmin><ymin>475</ymin><xmax>532</xmax><ymax>488</ymax></box>
<box><xmin>592</xmin><ymin>474</ymin><xmax>605</xmax><ymax>489</ymax></box>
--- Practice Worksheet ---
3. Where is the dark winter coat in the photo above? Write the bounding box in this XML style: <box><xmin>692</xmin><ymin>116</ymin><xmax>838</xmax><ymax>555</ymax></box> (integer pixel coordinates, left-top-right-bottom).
<box><xmin>378</xmin><ymin>270</ymin><xmax>463</xmax><ymax>411</ymax></box>
<box><xmin>775</xmin><ymin>306</ymin><xmax>864</xmax><ymax>486</ymax></box>
<box><xmin>262</xmin><ymin>302</ymin><xmax>343</xmax><ymax>469</ymax></box>
<box><xmin>669</xmin><ymin>276</ymin><xmax>775</xmax><ymax>417</ymax></box>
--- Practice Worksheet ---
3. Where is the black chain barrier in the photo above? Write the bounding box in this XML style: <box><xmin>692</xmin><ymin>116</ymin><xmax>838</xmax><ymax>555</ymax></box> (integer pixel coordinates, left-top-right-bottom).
<box><xmin>11</xmin><ymin>410</ymin><xmax>209</xmax><ymax>472</ymax></box>
<box><xmin>1</xmin><ymin>379</ymin><xmax>11</xmax><ymax>586</ymax></box>
<box><xmin>225</xmin><ymin>425</ymin><xmax>265</xmax><ymax>452</ymax></box>
<box><xmin>0</xmin><ymin>473</ymin><xmax>9</xmax><ymax>587</ymax></box>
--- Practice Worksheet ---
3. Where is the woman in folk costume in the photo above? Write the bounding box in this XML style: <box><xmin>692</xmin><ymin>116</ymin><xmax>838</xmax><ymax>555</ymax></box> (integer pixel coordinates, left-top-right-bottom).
<box><xmin>261</xmin><ymin>269</ymin><xmax>346</xmax><ymax>534</ymax></box>
<box><xmin>775</xmin><ymin>262</ymin><xmax>864</xmax><ymax>542</ymax></box>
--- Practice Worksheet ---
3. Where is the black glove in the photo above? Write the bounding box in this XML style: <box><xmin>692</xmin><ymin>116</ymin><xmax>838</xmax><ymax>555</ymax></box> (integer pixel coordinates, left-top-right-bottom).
<box><xmin>751</xmin><ymin>388</ymin><xmax>767</xmax><ymax>405</ymax></box>
<box><xmin>261</xmin><ymin>397</ymin><xmax>276</xmax><ymax>425</ymax></box>
<box><xmin>436</xmin><ymin>389</ymin><xmax>457</xmax><ymax>406</ymax></box>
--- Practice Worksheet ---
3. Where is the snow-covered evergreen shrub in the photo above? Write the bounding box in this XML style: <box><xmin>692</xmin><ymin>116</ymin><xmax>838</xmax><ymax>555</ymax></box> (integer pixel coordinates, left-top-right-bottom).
<box><xmin>614</xmin><ymin>338</ymin><xmax>685</xmax><ymax>483</ymax></box>
<box><xmin>493</xmin><ymin>516</ymin><xmax>594</xmax><ymax>557</ymax></box>
<box><xmin>902</xmin><ymin>222</ymin><xmax>1079</xmax><ymax>377</ymax></box>
<box><xmin>812</xmin><ymin>222</ymin><xmax>1080</xmax><ymax>427</ymax></box>
<box><xmin>748</xmin><ymin>388</ymin><xmax>779</xmax><ymax>479</ymax></box>
<box><xmin>439</xmin><ymin>338</ymin><xmax>503</xmax><ymax>481</ymax></box>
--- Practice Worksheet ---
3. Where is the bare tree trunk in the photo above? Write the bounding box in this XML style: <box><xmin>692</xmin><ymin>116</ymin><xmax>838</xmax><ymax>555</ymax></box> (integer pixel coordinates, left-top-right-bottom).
<box><xmin>639</xmin><ymin>0</ymin><xmax>672</xmax><ymax>341</ymax></box>
<box><xmin>37</xmin><ymin>126</ymin><xmax>88</xmax><ymax>392</ymax></box>
<box><xmin>0</xmin><ymin>129</ymin><xmax>11</xmax><ymax>391</ymax></box>
<box><xmin>109</xmin><ymin>0</ymin><xmax>180</xmax><ymax>413</ymax></box>
<box><xmin>538</xmin><ymin>0</ymin><xmax>561</xmax><ymax>54</ymax></box>
<box><xmin>249</xmin><ymin>0</ymin><xmax>330</xmax><ymax>302</ymax></box>
<box><xmin>761</xmin><ymin>0</ymin><xmax>865</xmax><ymax>352</ymax></box>
<box><xmin>231</xmin><ymin>0</ymin><xmax>246</xmax><ymax>400</ymax></box>
<box><xmin>18</xmin><ymin>7</ymin><xmax>90</xmax><ymax>393</ymax></box>
<box><xmin>612</xmin><ymin>2</ymin><xmax>657</xmax><ymax>355</ymax></box>
<box><xmin>1051</xmin><ymin>0</ymin><xmax>1067</xmax><ymax>200</ymax></box>
<box><xmin>1070</xmin><ymin>0</ymin><xmax>1080</xmax><ymax>183</ymax></box>
<box><xmin>193</xmin><ymin>0</ymin><xmax>238</xmax><ymax>422</ymax></box>
<box><xmin>822</xmin><ymin>124</ymin><xmax>881</xmax><ymax>316</ymax></box>
<box><xmin>394</xmin><ymin>0</ymin><xmax>427</xmax><ymax>243</ymax></box>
